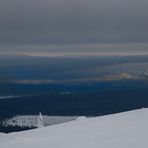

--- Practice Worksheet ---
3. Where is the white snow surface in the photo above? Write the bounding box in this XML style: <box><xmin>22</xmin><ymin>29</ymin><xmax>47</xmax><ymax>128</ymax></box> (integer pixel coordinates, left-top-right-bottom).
<box><xmin>0</xmin><ymin>133</ymin><xmax>6</xmax><ymax>137</ymax></box>
<box><xmin>0</xmin><ymin>108</ymin><xmax>148</xmax><ymax>148</ymax></box>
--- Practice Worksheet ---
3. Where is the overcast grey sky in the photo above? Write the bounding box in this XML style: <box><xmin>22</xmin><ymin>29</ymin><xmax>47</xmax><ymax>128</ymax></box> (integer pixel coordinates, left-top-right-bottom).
<box><xmin>0</xmin><ymin>0</ymin><xmax>148</xmax><ymax>55</ymax></box>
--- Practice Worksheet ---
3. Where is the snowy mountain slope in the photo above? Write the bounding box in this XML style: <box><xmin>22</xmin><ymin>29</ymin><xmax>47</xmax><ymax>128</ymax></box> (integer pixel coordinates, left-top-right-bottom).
<box><xmin>0</xmin><ymin>108</ymin><xmax>148</xmax><ymax>148</ymax></box>
<box><xmin>0</xmin><ymin>133</ymin><xmax>6</xmax><ymax>137</ymax></box>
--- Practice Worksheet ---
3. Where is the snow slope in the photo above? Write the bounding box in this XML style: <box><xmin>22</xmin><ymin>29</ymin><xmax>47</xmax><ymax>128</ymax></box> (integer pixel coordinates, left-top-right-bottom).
<box><xmin>0</xmin><ymin>108</ymin><xmax>148</xmax><ymax>148</ymax></box>
<box><xmin>0</xmin><ymin>133</ymin><xmax>6</xmax><ymax>137</ymax></box>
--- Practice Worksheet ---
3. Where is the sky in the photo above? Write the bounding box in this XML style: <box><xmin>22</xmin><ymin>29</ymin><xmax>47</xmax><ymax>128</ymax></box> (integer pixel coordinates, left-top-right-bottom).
<box><xmin>0</xmin><ymin>0</ymin><xmax>148</xmax><ymax>56</ymax></box>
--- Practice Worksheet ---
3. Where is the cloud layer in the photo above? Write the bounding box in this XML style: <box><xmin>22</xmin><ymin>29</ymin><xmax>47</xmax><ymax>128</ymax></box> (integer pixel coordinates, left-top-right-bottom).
<box><xmin>0</xmin><ymin>43</ymin><xmax>148</xmax><ymax>56</ymax></box>
<box><xmin>0</xmin><ymin>0</ymin><xmax>148</xmax><ymax>55</ymax></box>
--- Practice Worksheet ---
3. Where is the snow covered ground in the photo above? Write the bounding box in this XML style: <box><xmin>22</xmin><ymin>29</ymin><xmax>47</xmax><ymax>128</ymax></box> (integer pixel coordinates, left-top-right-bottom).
<box><xmin>0</xmin><ymin>108</ymin><xmax>148</xmax><ymax>148</ymax></box>
<box><xmin>2</xmin><ymin>115</ymin><xmax>77</xmax><ymax>128</ymax></box>
<box><xmin>0</xmin><ymin>133</ymin><xmax>6</xmax><ymax>137</ymax></box>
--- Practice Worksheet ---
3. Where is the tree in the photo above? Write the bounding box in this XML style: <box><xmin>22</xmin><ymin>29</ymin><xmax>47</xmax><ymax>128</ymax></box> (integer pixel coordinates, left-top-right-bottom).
<box><xmin>37</xmin><ymin>112</ymin><xmax>44</xmax><ymax>128</ymax></box>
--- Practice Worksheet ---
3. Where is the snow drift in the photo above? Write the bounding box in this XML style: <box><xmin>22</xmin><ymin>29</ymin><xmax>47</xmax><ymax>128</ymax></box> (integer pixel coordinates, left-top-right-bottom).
<box><xmin>0</xmin><ymin>108</ymin><xmax>148</xmax><ymax>148</ymax></box>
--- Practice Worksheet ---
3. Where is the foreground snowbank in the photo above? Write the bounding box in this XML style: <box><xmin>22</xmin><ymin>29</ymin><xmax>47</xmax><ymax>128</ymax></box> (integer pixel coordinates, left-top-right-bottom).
<box><xmin>0</xmin><ymin>108</ymin><xmax>148</xmax><ymax>148</ymax></box>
